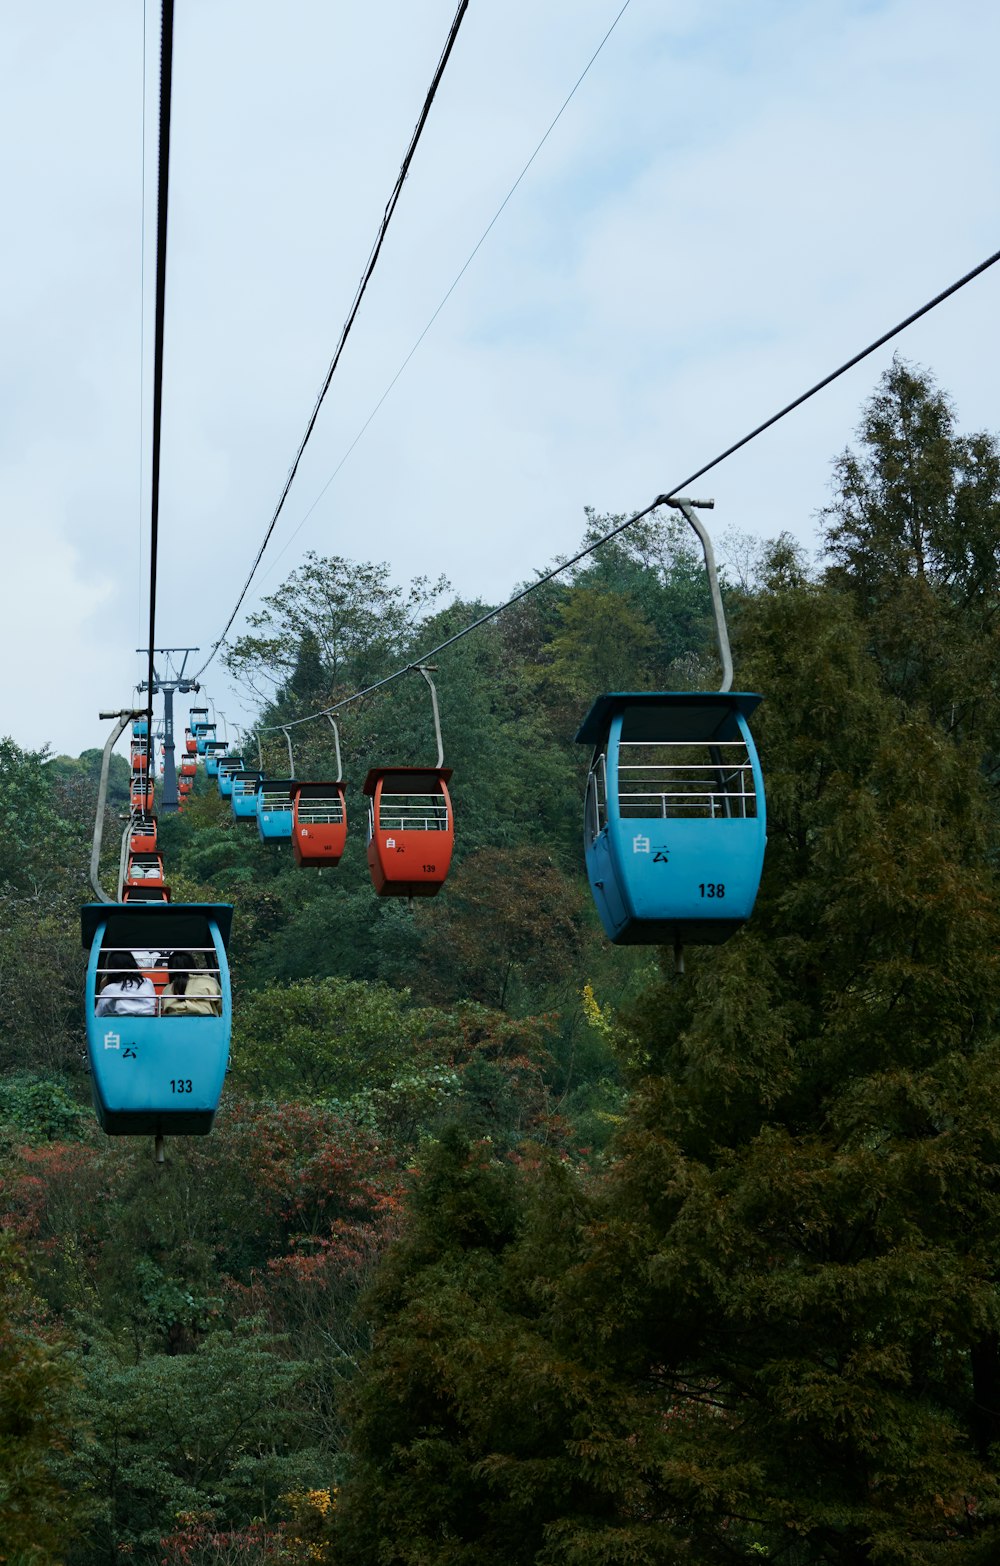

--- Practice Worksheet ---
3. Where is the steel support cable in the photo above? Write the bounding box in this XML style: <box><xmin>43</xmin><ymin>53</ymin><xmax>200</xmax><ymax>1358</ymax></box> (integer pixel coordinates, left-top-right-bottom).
<box><xmin>191</xmin><ymin>0</ymin><xmax>470</xmax><ymax>685</ymax></box>
<box><xmin>136</xmin><ymin>0</ymin><xmax>149</xmax><ymax>682</ymax></box>
<box><xmin>144</xmin><ymin>0</ymin><xmax>176</xmax><ymax>777</ymax></box>
<box><xmin>261</xmin><ymin>0</ymin><xmax>636</xmax><ymax>586</ymax></box>
<box><xmin>256</xmin><ymin>242</ymin><xmax>1000</xmax><ymax>734</ymax></box>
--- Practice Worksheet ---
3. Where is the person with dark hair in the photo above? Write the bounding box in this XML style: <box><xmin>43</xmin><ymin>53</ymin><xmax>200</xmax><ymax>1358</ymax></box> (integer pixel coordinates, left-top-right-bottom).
<box><xmin>161</xmin><ymin>951</ymin><xmax>222</xmax><ymax>1017</ymax></box>
<box><xmin>96</xmin><ymin>950</ymin><xmax>157</xmax><ymax>1017</ymax></box>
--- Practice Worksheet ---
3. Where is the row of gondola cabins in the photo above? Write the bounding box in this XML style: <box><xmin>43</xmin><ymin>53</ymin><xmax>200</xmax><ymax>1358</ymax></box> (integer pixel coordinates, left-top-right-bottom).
<box><xmin>83</xmin><ymin>710</ymin><xmax>233</xmax><ymax>1138</ymax></box>
<box><xmin>216</xmin><ymin>729</ymin><xmax>454</xmax><ymax>897</ymax></box>
<box><xmin>85</xmin><ymin>674</ymin><xmax>769</xmax><ymax>1144</ymax></box>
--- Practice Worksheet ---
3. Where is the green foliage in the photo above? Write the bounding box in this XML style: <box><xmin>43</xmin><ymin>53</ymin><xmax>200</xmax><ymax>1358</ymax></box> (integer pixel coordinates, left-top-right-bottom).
<box><xmin>232</xmin><ymin>976</ymin><xmax>434</xmax><ymax>1101</ymax></box>
<box><xmin>0</xmin><ymin>1232</ymin><xmax>79</xmax><ymax>1566</ymax></box>
<box><xmin>418</xmin><ymin>845</ymin><xmax>588</xmax><ymax>1009</ymax></box>
<box><xmin>15</xmin><ymin>360</ymin><xmax>1000</xmax><ymax>1562</ymax></box>
<box><xmin>0</xmin><ymin>915</ymin><xmax>86</xmax><ymax>1077</ymax></box>
<box><xmin>331</xmin><ymin>366</ymin><xmax>1000</xmax><ymax>1564</ymax></box>
<box><xmin>0</xmin><ymin>1072</ymin><xmax>90</xmax><ymax>1147</ymax></box>
<box><xmin>63</xmin><ymin>1320</ymin><xmax>323</xmax><ymax>1562</ymax></box>
<box><xmin>224</xmin><ymin>550</ymin><xmax>448</xmax><ymax>701</ymax></box>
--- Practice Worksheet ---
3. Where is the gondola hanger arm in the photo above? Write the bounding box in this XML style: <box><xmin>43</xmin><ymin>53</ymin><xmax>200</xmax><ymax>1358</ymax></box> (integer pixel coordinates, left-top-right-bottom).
<box><xmin>281</xmin><ymin>726</ymin><xmax>294</xmax><ymax>776</ymax></box>
<box><xmin>91</xmin><ymin>709</ymin><xmax>144</xmax><ymax>903</ymax></box>
<box><xmin>325</xmin><ymin>715</ymin><xmax>343</xmax><ymax>783</ymax></box>
<box><xmin>661</xmin><ymin>497</ymin><xmax>733</xmax><ymax>693</ymax></box>
<box><xmin>413</xmin><ymin>664</ymin><xmax>444</xmax><ymax>769</ymax></box>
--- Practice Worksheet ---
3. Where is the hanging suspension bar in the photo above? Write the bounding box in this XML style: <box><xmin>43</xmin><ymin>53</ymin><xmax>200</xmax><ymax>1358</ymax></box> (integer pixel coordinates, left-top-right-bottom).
<box><xmin>325</xmin><ymin>714</ymin><xmax>343</xmax><ymax>783</ymax></box>
<box><xmin>414</xmin><ymin>664</ymin><xmax>444</xmax><ymax>769</ymax></box>
<box><xmin>255</xmin><ymin>731</ymin><xmax>263</xmax><ymax>770</ymax></box>
<box><xmin>91</xmin><ymin>710</ymin><xmax>142</xmax><ymax>903</ymax></box>
<box><xmin>281</xmin><ymin>726</ymin><xmax>294</xmax><ymax>776</ymax></box>
<box><xmin>117</xmin><ymin>817</ymin><xmax>131</xmax><ymax>904</ymax></box>
<box><xmin>664</xmin><ymin>497</ymin><xmax>733</xmax><ymax>693</ymax></box>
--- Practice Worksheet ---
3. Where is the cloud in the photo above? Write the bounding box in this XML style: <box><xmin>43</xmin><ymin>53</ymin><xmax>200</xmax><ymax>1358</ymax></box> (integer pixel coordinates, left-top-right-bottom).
<box><xmin>1</xmin><ymin>0</ymin><xmax>998</xmax><ymax>752</ymax></box>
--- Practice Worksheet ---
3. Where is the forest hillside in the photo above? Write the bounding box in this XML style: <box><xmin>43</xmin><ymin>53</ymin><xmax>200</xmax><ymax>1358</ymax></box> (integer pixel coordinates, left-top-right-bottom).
<box><xmin>4</xmin><ymin>361</ymin><xmax>1000</xmax><ymax>1564</ymax></box>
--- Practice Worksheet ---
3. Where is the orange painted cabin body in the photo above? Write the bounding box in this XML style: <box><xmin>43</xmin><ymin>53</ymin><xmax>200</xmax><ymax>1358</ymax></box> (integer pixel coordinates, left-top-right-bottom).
<box><xmin>363</xmin><ymin>766</ymin><xmax>453</xmax><ymax>897</ymax></box>
<box><xmin>130</xmin><ymin>818</ymin><xmax>157</xmax><ymax>853</ymax></box>
<box><xmin>122</xmin><ymin>884</ymin><xmax>171</xmax><ymax>904</ymax></box>
<box><xmin>124</xmin><ymin>852</ymin><xmax>165</xmax><ymax>887</ymax></box>
<box><xmin>290</xmin><ymin>781</ymin><xmax>348</xmax><ymax>867</ymax></box>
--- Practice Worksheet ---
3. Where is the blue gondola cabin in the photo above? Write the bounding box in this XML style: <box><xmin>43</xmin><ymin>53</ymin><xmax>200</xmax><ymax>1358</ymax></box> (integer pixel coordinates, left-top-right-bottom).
<box><xmin>576</xmin><ymin>692</ymin><xmax>766</xmax><ymax>946</ymax></box>
<box><xmin>230</xmin><ymin>770</ymin><xmax>262</xmax><ymax>820</ymax></box>
<box><xmin>217</xmin><ymin>756</ymin><xmax>245</xmax><ymax>798</ymax></box>
<box><xmin>81</xmin><ymin>901</ymin><xmax>233</xmax><ymax>1135</ymax></box>
<box><xmin>256</xmin><ymin>778</ymin><xmax>296</xmax><ymax>842</ymax></box>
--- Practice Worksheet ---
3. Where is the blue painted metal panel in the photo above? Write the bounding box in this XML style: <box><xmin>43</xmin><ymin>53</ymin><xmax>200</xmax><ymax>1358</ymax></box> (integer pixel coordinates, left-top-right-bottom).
<box><xmin>256</xmin><ymin>779</ymin><xmax>295</xmax><ymax>842</ymax></box>
<box><xmin>231</xmin><ymin>771</ymin><xmax>261</xmax><ymax>820</ymax></box>
<box><xmin>578</xmin><ymin>693</ymin><xmax>767</xmax><ymax>946</ymax></box>
<box><xmin>216</xmin><ymin>756</ymin><xmax>245</xmax><ymax>799</ymax></box>
<box><xmin>81</xmin><ymin>903</ymin><xmax>232</xmax><ymax>1136</ymax></box>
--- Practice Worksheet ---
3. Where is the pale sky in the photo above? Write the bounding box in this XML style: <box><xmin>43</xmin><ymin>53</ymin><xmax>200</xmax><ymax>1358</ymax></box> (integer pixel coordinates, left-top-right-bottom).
<box><xmin>2</xmin><ymin>0</ymin><xmax>998</xmax><ymax>756</ymax></box>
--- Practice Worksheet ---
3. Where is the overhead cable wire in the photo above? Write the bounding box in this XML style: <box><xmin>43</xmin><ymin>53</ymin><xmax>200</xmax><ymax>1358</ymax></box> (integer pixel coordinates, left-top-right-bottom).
<box><xmin>261</xmin><ymin>0</ymin><xmax>636</xmax><ymax>585</ymax></box>
<box><xmin>259</xmin><ymin>242</ymin><xmax>1000</xmax><ymax>732</ymax></box>
<box><xmin>136</xmin><ymin>0</ymin><xmax>149</xmax><ymax>685</ymax></box>
<box><xmin>144</xmin><ymin>0</ymin><xmax>176</xmax><ymax>773</ymax></box>
<box><xmin>192</xmin><ymin>0</ymin><xmax>470</xmax><ymax>685</ymax></box>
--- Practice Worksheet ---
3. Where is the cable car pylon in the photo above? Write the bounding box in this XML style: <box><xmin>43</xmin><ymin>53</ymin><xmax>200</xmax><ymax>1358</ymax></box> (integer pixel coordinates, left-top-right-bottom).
<box><xmin>135</xmin><ymin>647</ymin><xmax>201</xmax><ymax>814</ymax></box>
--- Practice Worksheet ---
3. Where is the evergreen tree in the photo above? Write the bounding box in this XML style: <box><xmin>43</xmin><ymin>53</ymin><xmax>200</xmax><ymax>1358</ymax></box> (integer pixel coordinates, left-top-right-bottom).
<box><xmin>332</xmin><ymin>370</ymin><xmax>1000</xmax><ymax>1564</ymax></box>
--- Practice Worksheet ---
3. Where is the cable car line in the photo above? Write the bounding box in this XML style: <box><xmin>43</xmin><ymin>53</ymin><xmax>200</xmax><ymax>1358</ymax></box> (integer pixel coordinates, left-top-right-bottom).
<box><xmin>191</xmin><ymin>0</ymin><xmax>471</xmax><ymax>687</ymax></box>
<box><xmin>260</xmin><ymin>0</ymin><xmax>637</xmax><ymax>586</ymax></box>
<box><xmin>136</xmin><ymin>0</ymin><xmax>150</xmax><ymax>687</ymax></box>
<box><xmin>143</xmin><ymin>0</ymin><xmax>176</xmax><ymax>778</ymax></box>
<box><xmin>255</xmin><ymin>241</ymin><xmax>1000</xmax><ymax>736</ymax></box>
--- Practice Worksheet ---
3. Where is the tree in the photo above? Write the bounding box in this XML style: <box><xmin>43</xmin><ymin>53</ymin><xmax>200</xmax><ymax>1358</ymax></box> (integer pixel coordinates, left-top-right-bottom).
<box><xmin>223</xmin><ymin>552</ymin><xmax>448</xmax><ymax>703</ymax></box>
<box><xmin>332</xmin><ymin>374</ymin><xmax>1000</xmax><ymax>1563</ymax></box>
<box><xmin>331</xmin><ymin>1129</ymin><xmax>561</xmax><ymax>1566</ymax></box>
<box><xmin>420</xmin><ymin>846</ymin><xmax>588</xmax><ymax>1010</ymax></box>
<box><xmin>0</xmin><ymin>1232</ymin><xmax>78</xmax><ymax>1566</ymax></box>
<box><xmin>63</xmin><ymin>1322</ymin><xmax>324</xmax><ymax>1564</ymax></box>
<box><xmin>824</xmin><ymin>356</ymin><xmax>1000</xmax><ymax>745</ymax></box>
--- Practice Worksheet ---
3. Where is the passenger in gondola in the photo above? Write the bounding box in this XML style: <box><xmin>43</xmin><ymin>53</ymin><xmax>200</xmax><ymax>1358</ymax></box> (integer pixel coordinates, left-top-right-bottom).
<box><xmin>96</xmin><ymin>951</ymin><xmax>158</xmax><ymax>1017</ymax></box>
<box><xmin>160</xmin><ymin>951</ymin><xmax>223</xmax><ymax>1017</ymax></box>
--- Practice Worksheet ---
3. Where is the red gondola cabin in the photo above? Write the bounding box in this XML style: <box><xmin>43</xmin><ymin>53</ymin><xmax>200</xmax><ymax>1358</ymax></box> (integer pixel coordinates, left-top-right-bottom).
<box><xmin>363</xmin><ymin>766</ymin><xmax>453</xmax><ymax>897</ymax></box>
<box><xmin>290</xmin><ymin>782</ymin><xmax>348</xmax><ymax>867</ymax></box>
<box><xmin>130</xmin><ymin>817</ymin><xmax>157</xmax><ymax>854</ymax></box>
<box><xmin>122</xmin><ymin>883</ymin><xmax>171</xmax><ymax>904</ymax></box>
<box><xmin>124</xmin><ymin>852</ymin><xmax>165</xmax><ymax>888</ymax></box>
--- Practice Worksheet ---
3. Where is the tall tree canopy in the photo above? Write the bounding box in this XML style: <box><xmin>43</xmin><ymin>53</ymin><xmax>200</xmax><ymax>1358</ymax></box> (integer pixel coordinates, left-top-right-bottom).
<box><xmin>331</xmin><ymin>363</ymin><xmax>1000</xmax><ymax>1565</ymax></box>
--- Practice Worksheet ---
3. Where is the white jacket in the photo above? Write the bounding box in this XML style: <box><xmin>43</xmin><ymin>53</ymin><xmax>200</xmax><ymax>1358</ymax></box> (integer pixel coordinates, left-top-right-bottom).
<box><xmin>96</xmin><ymin>978</ymin><xmax>157</xmax><ymax>1017</ymax></box>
